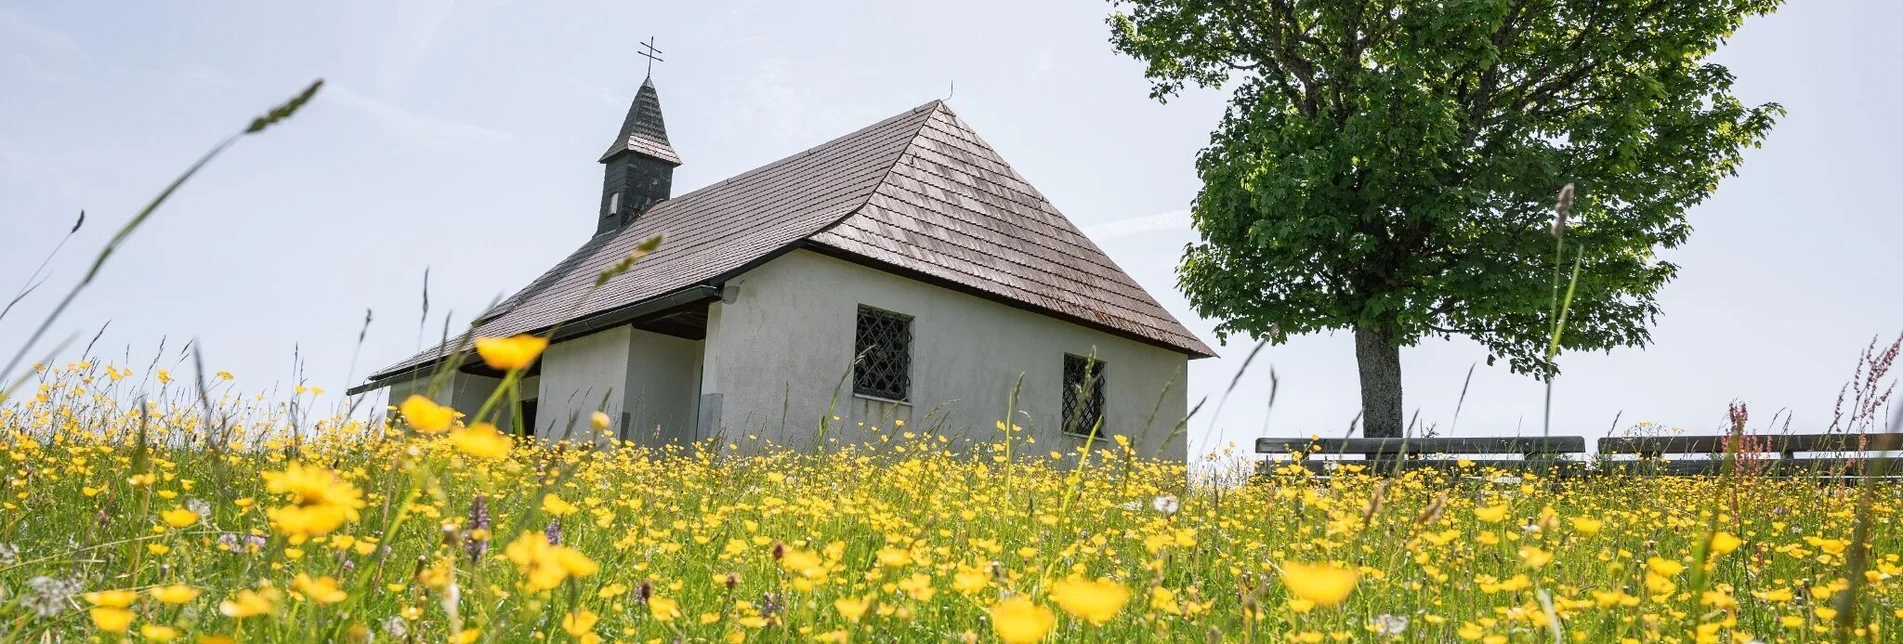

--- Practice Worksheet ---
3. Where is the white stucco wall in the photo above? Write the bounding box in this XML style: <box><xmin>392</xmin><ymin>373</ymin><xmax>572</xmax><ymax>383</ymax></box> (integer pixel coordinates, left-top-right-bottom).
<box><xmin>536</xmin><ymin>326</ymin><xmax>633</xmax><ymax>442</ymax></box>
<box><xmin>384</xmin><ymin>371</ymin><xmax>524</xmax><ymax>433</ymax></box>
<box><xmin>533</xmin><ymin>325</ymin><xmax>704</xmax><ymax>447</ymax></box>
<box><xmin>700</xmin><ymin>249</ymin><xmax>1190</xmax><ymax>460</ymax></box>
<box><xmin>622</xmin><ymin>329</ymin><xmax>703</xmax><ymax>447</ymax></box>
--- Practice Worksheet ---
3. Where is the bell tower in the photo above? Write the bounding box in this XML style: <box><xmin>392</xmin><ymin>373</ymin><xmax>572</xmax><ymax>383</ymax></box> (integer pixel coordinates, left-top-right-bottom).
<box><xmin>596</xmin><ymin>39</ymin><xmax>680</xmax><ymax>236</ymax></box>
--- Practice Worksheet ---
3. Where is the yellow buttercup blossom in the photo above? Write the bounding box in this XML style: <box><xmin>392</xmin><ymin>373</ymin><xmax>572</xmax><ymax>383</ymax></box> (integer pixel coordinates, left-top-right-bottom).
<box><xmin>90</xmin><ymin>607</ymin><xmax>134</xmax><ymax>633</ymax></box>
<box><xmin>1281</xmin><ymin>562</ymin><xmax>1359</xmax><ymax>607</ymax></box>
<box><xmin>989</xmin><ymin>596</ymin><xmax>1056</xmax><ymax>644</ymax></box>
<box><xmin>562</xmin><ymin>609</ymin><xmax>599</xmax><ymax>636</ymax></box>
<box><xmin>649</xmin><ymin>596</ymin><xmax>682</xmax><ymax>622</ymax></box>
<box><xmin>263</xmin><ymin>462</ymin><xmax>366</xmax><ymax>538</ymax></box>
<box><xmin>150</xmin><ymin>584</ymin><xmax>202</xmax><ymax>605</ymax></box>
<box><xmin>140</xmin><ymin>624</ymin><xmax>179</xmax><ymax>642</ymax></box>
<box><xmin>160</xmin><ymin>507</ymin><xmax>198</xmax><ymax>528</ymax></box>
<box><xmin>85</xmin><ymin>589</ymin><xmax>138</xmax><ymax>608</ymax></box>
<box><xmin>780</xmin><ymin>548</ymin><xmax>826</xmax><ymax>579</ymax></box>
<box><xmin>953</xmin><ymin>568</ymin><xmax>990</xmax><ymax>594</ymax></box>
<box><xmin>219</xmin><ymin>587</ymin><xmax>282</xmax><ymax>619</ymax></box>
<box><xmin>503</xmin><ymin>531</ymin><xmax>598</xmax><ymax>591</ymax></box>
<box><xmin>399</xmin><ymin>395</ymin><xmax>456</xmax><ymax>434</ymax></box>
<box><xmin>1570</xmin><ymin>517</ymin><xmax>1604</xmax><ymax>534</ymax></box>
<box><xmin>1474</xmin><ymin>504</ymin><xmax>1510</xmax><ymax>523</ymax></box>
<box><xmin>1647</xmin><ymin>557</ymin><xmax>1686</xmax><ymax>577</ymax></box>
<box><xmin>292</xmin><ymin>573</ymin><xmax>348</xmax><ymax>604</ymax></box>
<box><xmin>475</xmin><ymin>334</ymin><xmax>549</xmax><ymax>371</ymax></box>
<box><xmin>835</xmin><ymin>596</ymin><xmax>873</xmax><ymax>623</ymax></box>
<box><xmin>1519</xmin><ymin>546</ymin><xmax>1553</xmax><ymax>568</ymax></box>
<box><xmin>542</xmin><ymin>493</ymin><xmax>579</xmax><ymax>516</ymax></box>
<box><xmin>1709</xmin><ymin>531</ymin><xmax>1743</xmax><ymax>556</ymax></box>
<box><xmin>449</xmin><ymin>422</ymin><xmax>511</xmax><ymax>459</ymax></box>
<box><xmin>1049</xmin><ymin>577</ymin><xmax>1130</xmax><ymax>625</ymax></box>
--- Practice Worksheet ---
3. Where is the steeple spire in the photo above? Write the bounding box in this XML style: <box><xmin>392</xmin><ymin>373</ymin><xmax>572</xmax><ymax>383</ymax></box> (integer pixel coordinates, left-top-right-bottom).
<box><xmin>597</xmin><ymin>62</ymin><xmax>681</xmax><ymax>236</ymax></box>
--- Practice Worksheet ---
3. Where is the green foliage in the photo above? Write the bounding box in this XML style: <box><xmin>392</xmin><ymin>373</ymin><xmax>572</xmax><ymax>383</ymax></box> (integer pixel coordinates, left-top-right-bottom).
<box><xmin>1109</xmin><ymin>0</ymin><xmax>1781</xmax><ymax>379</ymax></box>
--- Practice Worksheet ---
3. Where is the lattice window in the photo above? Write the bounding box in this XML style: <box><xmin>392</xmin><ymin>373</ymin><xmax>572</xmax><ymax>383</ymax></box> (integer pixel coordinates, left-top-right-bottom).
<box><xmin>853</xmin><ymin>306</ymin><xmax>912</xmax><ymax>401</ymax></box>
<box><xmin>1063</xmin><ymin>354</ymin><xmax>1106</xmax><ymax>436</ymax></box>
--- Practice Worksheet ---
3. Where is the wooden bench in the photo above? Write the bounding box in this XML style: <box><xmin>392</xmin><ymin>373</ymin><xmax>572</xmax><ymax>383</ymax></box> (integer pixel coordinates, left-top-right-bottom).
<box><xmin>1597</xmin><ymin>433</ymin><xmax>1903</xmax><ymax>476</ymax></box>
<box><xmin>1256</xmin><ymin>436</ymin><xmax>1588</xmax><ymax>476</ymax></box>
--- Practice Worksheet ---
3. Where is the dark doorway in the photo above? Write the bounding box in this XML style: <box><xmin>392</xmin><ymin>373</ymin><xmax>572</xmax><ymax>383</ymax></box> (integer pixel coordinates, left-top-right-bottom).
<box><xmin>519</xmin><ymin>400</ymin><xmax>538</xmax><ymax>438</ymax></box>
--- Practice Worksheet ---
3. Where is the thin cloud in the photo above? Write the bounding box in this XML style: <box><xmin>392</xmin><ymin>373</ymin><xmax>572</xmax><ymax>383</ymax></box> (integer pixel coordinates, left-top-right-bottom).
<box><xmin>377</xmin><ymin>0</ymin><xmax>458</xmax><ymax>90</ymax></box>
<box><xmin>1083</xmin><ymin>210</ymin><xmax>1192</xmax><ymax>240</ymax></box>
<box><xmin>330</xmin><ymin>84</ymin><xmax>515</xmax><ymax>149</ymax></box>
<box><xmin>568</xmin><ymin>77</ymin><xmax>621</xmax><ymax>108</ymax></box>
<box><xmin>737</xmin><ymin>57</ymin><xmax>844</xmax><ymax>145</ymax></box>
<box><xmin>0</xmin><ymin>9</ymin><xmax>79</xmax><ymax>55</ymax></box>
<box><xmin>1031</xmin><ymin>48</ymin><xmax>1057</xmax><ymax>77</ymax></box>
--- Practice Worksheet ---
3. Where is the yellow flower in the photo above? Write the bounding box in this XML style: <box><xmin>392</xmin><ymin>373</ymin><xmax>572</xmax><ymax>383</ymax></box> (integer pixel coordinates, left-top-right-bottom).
<box><xmin>780</xmin><ymin>548</ymin><xmax>826</xmax><ymax>578</ymax></box>
<box><xmin>156</xmin><ymin>369</ymin><xmax>172</xmax><ymax>384</ymax></box>
<box><xmin>399</xmin><ymin>395</ymin><xmax>456</xmax><ymax>434</ymax></box>
<box><xmin>292</xmin><ymin>574</ymin><xmax>349</xmax><ymax>604</ymax></box>
<box><xmin>160</xmin><ymin>507</ymin><xmax>199</xmax><ymax>528</ymax></box>
<box><xmin>590</xmin><ymin>411</ymin><xmax>612</xmax><ymax>430</ymax></box>
<box><xmin>1647</xmin><ymin>557</ymin><xmax>1686</xmax><ymax>577</ymax></box>
<box><xmin>503</xmin><ymin>531</ymin><xmax>597</xmax><ymax>591</ymax></box>
<box><xmin>1474</xmin><ymin>504</ymin><xmax>1510</xmax><ymax>523</ymax></box>
<box><xmin>875</xmin><ymin>547</ymin><xmax>913</xmax><ymax>568</ymax></box>
<box><xmin>953</xmin><ymin>568</ymin><xmax>990</xmax><ymax>594</ymax></box>
<box><xmin>1710</xmin><ymin>532</ymin><xmax>1743</xmax><ymax>556</ymax></box>
<box><xmin>649</xmin><ymin>596</ymin><xmax>682</xmax><ymax>622</ymax></box>
<box><xmin>84</xmin><ymin>589</ymin><xmax>139</xmax><ymax>608</ymax></box>
<box><xmin>262</xmin><ymin>462</ymin><xmax>366</xmax><ymax>538</ymax></box>
<box><xmin>1049</xmin><ymin>577</ymin><xmax>1130</xmax><ymax>626</ymax></box>
<box><xmin>1519</xmin><ymin>546</ymin><xmax>1553</xmax><ymax>569</ymax></box>
<box><xmin>542</xmin><ymin>493</ymin><xmax>579</xmax><ymax>516</ymax></box>
<box><xmin>140</xmin><ymin>624</ymin><xmax>179</xmax><ymax>642</ymax></box>
<box><xmin>90</xmin><ymin>607</ymin><xmax>135</xmax><ymax>633</ymax></box>
<box><xmin>219</xmin><ymin>587</ymin><xmax>281</xmax><ymax>619</ymax></box>
<box><xmin>1149</xmin><ymin>586</ymin><xmax>1182</xmax><ymax>615</ymax></box>
<box><xmin>989</xmin><ymin>596</ymin><xmax>1056</xmax><ymax>644</ymax></box>
<box><xmin>1281</xmin><ymin>562</ymin><xmax>1359</xmax><ymax>607</ymax></box>
<box><xmin>449</xmin><ymin>422</ymin><xmax>512</xmax><ymax>459</ymax></box>
<box><xmin>1570</xmin><ymin>517</ymin><xmax>1604</xmax><ymax>534</ymax></box>
<box><xmin>450</xmin><ymin>628</ymin><xmax>481</xmax><ymax>644</ymax></box>
<box><xmin>150</xmin><ymin>584</ymin><xmax>202</xmax><ymax>605</ymax></box>
<box><xmin>562</xmin><ymin>609</ymin><xmax>599</xmax><ymax>636</ymax></box>
<box><xmin>1815</xmin><ymin>606</ymin><xmax>1839</xmax><ymax>620</ymax></box>
<box><xmin>835</xmin><ymin>596</ymin><xmax>873</xmax><ymax>623</ymax></box>
<box><xmin>475</xmin><ymin>335</ymin><xmax>549</xmax><ymax>371</ymax></box>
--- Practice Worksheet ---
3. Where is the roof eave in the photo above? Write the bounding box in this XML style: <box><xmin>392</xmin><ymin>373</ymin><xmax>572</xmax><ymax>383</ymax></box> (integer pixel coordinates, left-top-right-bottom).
<box><xmin>348</xmin><ymin>284</ymin><xmax>724</xmax><ymax>395</ymax></box>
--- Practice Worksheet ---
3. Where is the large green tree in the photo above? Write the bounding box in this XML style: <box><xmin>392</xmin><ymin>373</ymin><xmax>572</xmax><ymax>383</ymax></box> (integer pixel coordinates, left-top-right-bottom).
<box><xmin>1109</xmin><ymin>0</ymin><xmax>1781</xmax><ymax>436</ymax></box>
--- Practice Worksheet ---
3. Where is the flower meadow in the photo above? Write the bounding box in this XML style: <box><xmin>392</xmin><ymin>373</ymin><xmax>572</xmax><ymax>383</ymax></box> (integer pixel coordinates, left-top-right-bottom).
<box><xmin>0</xmin><ymin>352</ymin><xmax>1899</xmax><ymax>644</ymax></box>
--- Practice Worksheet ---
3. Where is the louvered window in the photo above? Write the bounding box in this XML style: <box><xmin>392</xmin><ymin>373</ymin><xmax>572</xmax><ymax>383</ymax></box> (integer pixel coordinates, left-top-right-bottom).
<box><xmin>1063</xmin><ymin>354</ymin><xmax>1106</xmax><ymax>436</ymax></box>
<box><xmin>853</xmin><ymin>306</ymin><xmax>912</xmax><ymax>401</ymax></box>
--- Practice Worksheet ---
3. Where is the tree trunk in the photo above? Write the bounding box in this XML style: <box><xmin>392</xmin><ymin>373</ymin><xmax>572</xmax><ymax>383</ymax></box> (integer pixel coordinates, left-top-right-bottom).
<box><xmin>1354</xmin><ymin>324</ymin><xmax>1404</xmax><ymax>438</ymax></box>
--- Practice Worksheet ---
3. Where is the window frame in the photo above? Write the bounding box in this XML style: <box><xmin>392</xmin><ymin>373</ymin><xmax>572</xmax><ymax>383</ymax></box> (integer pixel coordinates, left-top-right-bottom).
<box><xmin>1062</xmin><ymin>353</ymin><xmax>1107</xmax><ymax>437</ymax></box>
<box><xmin>852</xmin><ymin>305</ymin><xmax>913</xmax><ymax>403</ymax></box>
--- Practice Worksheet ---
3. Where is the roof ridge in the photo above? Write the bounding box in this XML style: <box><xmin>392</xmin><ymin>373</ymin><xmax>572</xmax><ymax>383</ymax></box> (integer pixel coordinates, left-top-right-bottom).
<box><xmin>806</xmin><ymin>101</ymin><xmax>946</xmax><ymax>241</ymax></box>
<box><xmin>650</xmin><ymin>100</ymin><xmax>943</xmax><ymax>212</ymax></box>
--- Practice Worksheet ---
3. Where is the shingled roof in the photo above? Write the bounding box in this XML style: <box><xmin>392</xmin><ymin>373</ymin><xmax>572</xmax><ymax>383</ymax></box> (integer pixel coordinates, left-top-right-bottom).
<box><xmin>360</xmin><ymin>100</ymin><xmax>1212</xmax><ymax>389</ymax></box>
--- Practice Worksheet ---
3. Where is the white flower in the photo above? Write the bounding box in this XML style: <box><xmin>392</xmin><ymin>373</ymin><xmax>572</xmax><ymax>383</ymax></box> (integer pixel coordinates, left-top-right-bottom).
<box><xmin>1151</xmin><ymin>494</ymin><xmax>1180</xmax><ymax>516</ymax></box>
<box><xmin>1370</xmin><ymin>614</ymin><xmax>1408</xmax><ymax>636</ymax></box>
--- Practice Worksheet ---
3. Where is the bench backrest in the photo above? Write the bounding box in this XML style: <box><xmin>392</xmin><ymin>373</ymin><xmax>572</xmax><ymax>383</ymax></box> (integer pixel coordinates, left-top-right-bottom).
<box><xmin>1255</xmin><ymin>436</ymin><xmax>1586</xmax><ymax>458</ymax></box>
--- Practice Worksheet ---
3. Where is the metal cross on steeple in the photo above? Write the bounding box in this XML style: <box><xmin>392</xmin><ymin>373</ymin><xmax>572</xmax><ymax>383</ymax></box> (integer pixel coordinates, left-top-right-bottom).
<box><xmin>638</xmin><ymin>37</ymin><xmax>664</xmax><ymax>78</ymax></box>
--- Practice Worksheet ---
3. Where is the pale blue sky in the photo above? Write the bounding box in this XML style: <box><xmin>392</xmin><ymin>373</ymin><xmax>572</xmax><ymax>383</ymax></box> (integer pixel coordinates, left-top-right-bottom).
<box><xmin>2</xmin><ymin>1</ymin><xmax>1897</xmax><ymax>454</ymax></box>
